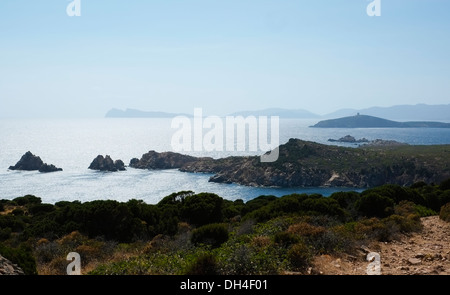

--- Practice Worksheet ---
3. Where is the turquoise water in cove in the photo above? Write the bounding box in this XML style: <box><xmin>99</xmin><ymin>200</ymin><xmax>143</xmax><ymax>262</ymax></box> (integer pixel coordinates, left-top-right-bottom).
<box><xmin>1</xmin><ymin>118</ymin><xmax>449</xmax><ymax>204</ymax></box>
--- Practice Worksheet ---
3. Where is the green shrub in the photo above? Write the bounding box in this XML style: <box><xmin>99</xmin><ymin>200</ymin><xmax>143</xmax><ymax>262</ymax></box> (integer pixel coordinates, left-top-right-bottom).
<box><xmin>287</xmin><ymin>242</ymin><xmax>312</xmax><ymax>271</ymax></box>
<box><xmin>181</xmin><ymin>193</ymin><xmax>224</xmax><ymax>226</ymax></box>
<box><xmin>410</xmin><ymin>181</ymin><xmax>428</xmax><ymax>189</ymax></box>
<box><xmin>185</xmin><ymin>253</ymin><xmax>218</xmax><ymax>275</ymax></box>
<box><xmin>158</xmin><ymin>191</ymin><xmax>194</xmax><ymax>206</ymax></box>
<box><xmin>217</xmin><ymin>243</ymin><xmax>281</xmax><ymax>275</ymax></box>
<box><xmin>300</xmin><ymin>197</ymin><xmax>345</xmax><ymax>217</ymax></box>
<box><xmin>0</xmin><ymin>215</ymin><xmax>26</xmax><ymax>232</ymax></box>
<box><xmin>423</xmin><ymin>192</ymin><xmax>441</xmax><ymax>212</ymax></box>
<box><xmin>356</xmin><ymin>193</ymin><xmax>394</xmax><ymax>218</ymax></box>
<box><xmin>330</xmin><ymin>191</ymin><xmax>360</xmax><ymax>211</ymax></box>
<box><xmin>11</xmin><ymin>208</ymin><xmax>25</xmax><ymax>216</ymax></box>
<box><xmin>383</xmin><ymin>213</ymin><xmax>422</xmax><ymax>235</ymax></box>
<box><xmin>0</xmin><ymin>203</ymin><xmax>4</xmax><ymax>212</ymax></box>
<box><xmin>414</xmin><ymin>204</ymin><xmax>436</xmax><ymax>217</ymax></box>
<box><xmin>222</xmin><ymin>199</ymin><xmax>244</xmax><ymax>220</ymax></box>
<box><xmin>241</xmin><ymin>195</ymin><xmax>278</xmax><ymax>216</ymax></box>
<box><xmin>273</xmin><ymin>231</ymin><xmax>300</xmax><ymax>247</ymax></box>
<box><xmin>0</xmin><ymin>227</ymin><xmax>12</xmax><ymax>240</ymax></box>
<box><xmin>0</xmin><ymin>244</ymin><xmax>37</xmax><ymax>275</ymax></box>
<box><xmin>440</xmin><ymin>203</ymin><xmax>450</xmax><ymax>222</ymax></box>
<box><xmin>191</xmin><ymin>223</ymin><xmax>229</xmax><ymax>248</ymax></box>
<box><xmin>439</xmin><ymin>191</ymin><xmax>450</xmax><ymax>208</ymax></box>
<box><xmin>287</xmin><ymin>222</ymin><xmax>325</xmax><ymax>237</ymax></box>
<box><xmin>28</xmin><ymin>203</ymin><xmax>55</xmax><ymax>215</ymax></box>
<box><xmin>13</xmin><ymin>195</ymin><xmax>42</xmax><ymax>206</ymax></box>
<box><xmin>439</xmin><ymin>178</ymin><xmax>450</xmax><ymax>191</ymax></box>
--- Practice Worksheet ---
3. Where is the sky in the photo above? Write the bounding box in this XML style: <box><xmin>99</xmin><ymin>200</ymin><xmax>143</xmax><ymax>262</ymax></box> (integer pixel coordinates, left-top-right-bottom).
<box><xmin>0</xmin><ymin>0</ymin><xmax>449</xmax><ymax>118</ymax></box>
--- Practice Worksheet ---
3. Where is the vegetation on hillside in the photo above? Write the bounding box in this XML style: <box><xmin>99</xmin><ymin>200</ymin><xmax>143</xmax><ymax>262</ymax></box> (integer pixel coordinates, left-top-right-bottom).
<box><xmin>1</xmin><ymin>179</ymin><xmax>450</xmax><ymax>275</ymax></box>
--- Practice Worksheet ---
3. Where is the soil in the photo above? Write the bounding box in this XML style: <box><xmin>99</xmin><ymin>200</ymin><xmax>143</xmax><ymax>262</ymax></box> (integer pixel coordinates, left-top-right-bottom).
<box><xmin>311</xmin><ymin>216</ymin><xmax>450</xmax><ymax>275</ymax></box>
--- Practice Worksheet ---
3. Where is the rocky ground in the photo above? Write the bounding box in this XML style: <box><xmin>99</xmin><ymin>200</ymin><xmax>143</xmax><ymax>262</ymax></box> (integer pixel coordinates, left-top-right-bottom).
<box><xmin>312</xmin><ymin>216</ymin><xmax>450</xmax><ymax>275</ymax></box>
<box><xmin>0</xmin><ymin>255</ymin><xmax>24</xmax><ymax>275</ymax></box>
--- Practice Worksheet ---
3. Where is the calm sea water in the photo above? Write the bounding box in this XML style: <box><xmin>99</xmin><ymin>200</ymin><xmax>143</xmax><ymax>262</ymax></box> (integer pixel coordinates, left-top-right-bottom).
<box><xmin>1</xmin><ymin>118</ymin><xmax>450</xmax><ymax>204</ymax></box>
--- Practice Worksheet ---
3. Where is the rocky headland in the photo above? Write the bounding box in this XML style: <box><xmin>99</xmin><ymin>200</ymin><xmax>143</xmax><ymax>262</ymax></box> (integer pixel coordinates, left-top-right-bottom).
<box><xmin>8</xmin><ymin>152</ymin><xmax>62</xmax><ymax>173</ymax></box>
<box><xmin>129</xmin><ymin>138</ymin><xmax>450</xmax><ymax>188</ymax></box>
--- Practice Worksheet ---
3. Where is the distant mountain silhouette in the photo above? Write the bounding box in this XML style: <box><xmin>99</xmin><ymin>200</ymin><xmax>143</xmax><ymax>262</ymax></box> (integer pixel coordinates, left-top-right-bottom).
<box><xmin>105</xmin><ymin>108</ymin><xmax>190</xmax><ymax>118</ymax></box>
<box><xmin>229</xmin><ymin>108</ymin><xmax>320</xmax><ymax>119</ymax></box>
<box><xmin>311</xmin><ymin>114</ymin><xmax>450</xmax><ymax>128</ymax></box>
<box><xmin>105</xmin><ymin>104</ymin><xmax>450</xmax><ymax>121</ymax></box>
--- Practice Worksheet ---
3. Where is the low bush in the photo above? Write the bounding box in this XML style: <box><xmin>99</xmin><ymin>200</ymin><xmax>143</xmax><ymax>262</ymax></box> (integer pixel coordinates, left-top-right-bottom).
<box><xmin>11</xmin><ymin>208</ymin><xmax>25</xmax><ymax>216</ymax></box>
<box><xmin>287</xmin><ymin>222</ymin><xmax>325</xmax><ymax>237</ymax></box>
<box><xmin>356</xmin><ymin>193</ymin><xmax>394</xmax><ymax>218</ymax></box>
<box><xmin>0</xmin><ymin>243</ymin><xmax>37</xmax><ymax>275</ymax></box>
<box><xmin>287</xmin><ymin>242</ymin><xmax>312</xmax><ymax>271</ymax></box>
<box><xmin>185</xmin><ymin>253</ymin><xmax>218</xmax><ymax>275</ymax></box>
<box><xmin>13</xmin><ymin>195</ymin><xmax>42</xmax><ymax>206</ymax></box>
<box><xmin>0</xmin><ymin>215</ymin><xmax>26</xmax><ymax>232</ymax></box>
<box><xmin>29</xmin><ymin>204</ymin><xmax>55</xmax><ymax>215</ymax></box>
<box><xmin>181</xmin><ymin>193</ymin><xmax>224</xmax><ymax>226</ymax></box>
<box><xmin>216</xmin><ymin>243</ymin><xmax>281</xmax><ymax>275</ymax></box>
<box><xmin>191</xmin><ymin>223</ymin><xmax>229</xmax><ymax>248</ymax></box>
<box><xmin>0</xmin><ymin>227</ymin><xmax>12</xmax><ymax>241</ymax></box>
<box><xmin>439</xmin><ymin>178</ymin><xmax>450</xmax><ymax>191</ymax></box>
<box><xmin>440</xmin><ymin>203</ymin><xmax>450</xmax><ymax>222</ymax></box>
<box><xmin>273</xmin><ymin>231</ymin><xmax>300</xmax><ymax>247</ymax></box>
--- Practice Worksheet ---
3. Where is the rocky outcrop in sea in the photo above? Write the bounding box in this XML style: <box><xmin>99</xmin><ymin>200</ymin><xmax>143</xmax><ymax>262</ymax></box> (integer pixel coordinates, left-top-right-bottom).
<box><xmin>88</xmin><ymin>155</ymin><xmax>126</xmax><ymax>172</ymax></box>
<box><xmin>8</xmin><ymin>151</ymin><xmax>62</xmax><ymax>173</ymax></box>
<box><xmin>328</xmin><ymin>135</ymin><xmax>369</xmax><ymax>143</ymax></box>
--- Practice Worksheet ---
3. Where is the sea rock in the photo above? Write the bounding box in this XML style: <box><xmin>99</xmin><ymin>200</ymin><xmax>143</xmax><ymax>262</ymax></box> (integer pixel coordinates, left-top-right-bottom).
<box><xmin>9</xmin><ymin>151</ymin><xmax>62</xmax><ymax>173</ymax></box>
<box><xmin>9</xmin><ymin>151</ymin><xmax>44</xmax><ymax>171</ymax></box>
<box><xmin>39</xmin><ymin>163</ymin><xmax>63</xmax><ymax>173</ymax></box>
<box><xmin>88</xmin><ymin>155</ymin><xmax>126</xmax><ymax>172</ymax></box>
<box><xmin>328</xmin><ymin>135</ymin><xmax>369</xmax><ymax>143</ymax></box>
<box><xmin>0</xmin><ymin>255</ymin><xmax>25</xmax><ymax>275</ymax></box>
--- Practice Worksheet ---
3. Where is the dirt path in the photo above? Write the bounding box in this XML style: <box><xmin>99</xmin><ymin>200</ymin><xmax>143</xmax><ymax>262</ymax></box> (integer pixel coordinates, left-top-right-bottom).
<box><xmin>312</xmin><ymin>216</ymin><xmax>450</xmax><ymax>275</ymax></box>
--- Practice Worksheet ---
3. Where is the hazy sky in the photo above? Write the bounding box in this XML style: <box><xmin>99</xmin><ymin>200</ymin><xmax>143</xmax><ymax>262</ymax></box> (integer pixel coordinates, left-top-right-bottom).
<box><xmin>1</xmin><ymin>0</ymin><xmax>449</xmax><ymax>118</ymax></box>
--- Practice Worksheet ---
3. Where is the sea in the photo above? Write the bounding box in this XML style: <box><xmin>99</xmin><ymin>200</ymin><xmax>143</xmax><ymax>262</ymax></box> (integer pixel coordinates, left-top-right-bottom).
<box><xmin>1</xmin><ymin>118</ymin><xmax>450</xmax><ymax>204</ymax></box>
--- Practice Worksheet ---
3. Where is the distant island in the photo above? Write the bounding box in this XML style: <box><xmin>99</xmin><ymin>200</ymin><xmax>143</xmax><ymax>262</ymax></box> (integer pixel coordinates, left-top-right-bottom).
<box><xmin>105</xmin><ymin>108</ymin><xmax>190</xmax><ymax>118</ymax></box>
<box><xmin>105</xmin><ymin>104</ymin><xmax>450</xmax><ymax>121</ymax></box>
<box><xmin>324</xmin><ymin>103</ymin><xmax>450</xmax><ymax>121</ymax></box>
<box><xmin>311</xmin><ymin>114</ymin><xmax>450</xmax><ymax>128</ymax></box>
